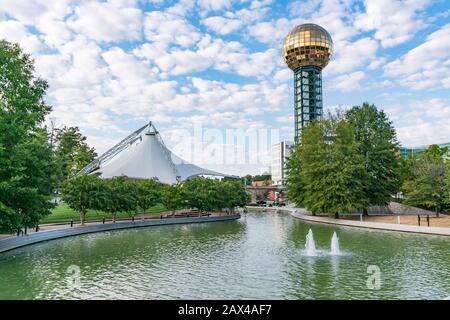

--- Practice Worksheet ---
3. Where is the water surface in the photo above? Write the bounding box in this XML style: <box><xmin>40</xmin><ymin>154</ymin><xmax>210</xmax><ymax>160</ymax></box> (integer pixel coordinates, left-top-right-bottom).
<box><xmin>0</xmin><ymin>212</ymin><xmax>449</xmax><ymax>299</ymax></box>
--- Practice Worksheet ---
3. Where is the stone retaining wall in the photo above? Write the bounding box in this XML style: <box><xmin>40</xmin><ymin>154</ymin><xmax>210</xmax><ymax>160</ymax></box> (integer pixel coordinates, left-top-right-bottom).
<box><xmin>0</xmin><ymin>214</ymin><xmax>240</xmax><ymax>254</ymax></box>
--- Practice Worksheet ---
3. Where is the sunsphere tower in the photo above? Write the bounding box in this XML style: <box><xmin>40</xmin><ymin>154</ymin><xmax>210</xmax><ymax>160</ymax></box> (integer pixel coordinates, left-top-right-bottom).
<box><xmin>282</xmin><ymin>23</ymin><xmax>333</xmax><ymax>143</ymax></box>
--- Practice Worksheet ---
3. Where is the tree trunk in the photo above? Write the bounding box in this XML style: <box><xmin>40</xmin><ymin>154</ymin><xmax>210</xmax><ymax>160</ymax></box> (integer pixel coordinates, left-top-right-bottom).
<box><xmin>142</xmin><ymin>208</ymin><xmax>145</xmax><ymax>220</ymax></box>
<box><xmin>363</xmin><ymin>208</ymin><xmax>368</xmax><ymax>216</ymax></box>
<box><xmin>80</xmin><ymin>209</ymin><xmax>86</xmax><ymax>226</ymax></box>
<box><xmin>112</xmin><ymin>212</ymin><xmax>117</xmax><ymax>223</ymax></box>
<box><xmin>334</xmin><ymin>212</ymin><xmax>339</xmax><ymax>219</ymax></box>
<box><xmin>435</xmin><ymin>207</ymin><xmax>439</xmax><ymax>218</ymax></box>
<box><xmin>172</xmin><ymin>210</ymin><xmax>175</xmax><ymax>217</ymax></box>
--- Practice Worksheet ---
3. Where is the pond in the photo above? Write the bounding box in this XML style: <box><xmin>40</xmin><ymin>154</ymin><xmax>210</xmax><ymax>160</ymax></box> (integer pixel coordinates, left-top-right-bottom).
<box><xmin>0</xmin><ymin>212</ymin><xmax>449</xmax><ymax>299</ymax></box>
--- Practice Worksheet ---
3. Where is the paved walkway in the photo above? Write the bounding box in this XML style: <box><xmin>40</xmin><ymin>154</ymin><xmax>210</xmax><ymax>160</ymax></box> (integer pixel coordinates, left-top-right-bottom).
<box><xmin>248</xmin><ymin>206</ymin><xmax>450</xmax><ymax>236</ymax></box>
<box><xmin>0</xmin><ymin>214</ymin><xmax>240</xmax><ymax>254</ymax></box>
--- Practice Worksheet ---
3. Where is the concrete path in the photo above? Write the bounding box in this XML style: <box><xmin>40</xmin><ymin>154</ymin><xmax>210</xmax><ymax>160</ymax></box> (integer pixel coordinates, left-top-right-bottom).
<box><xmin>0</xmin><ymin>214</ymin><xmax>240</xmax><ymax>254</ymax></box>
<box><xmin>289</xmin><ymin>210</ymin><xmax>450</xmax><ymax>236</ymax></box>
<box><xmin>247</xmin><ymin>206</ymin><xmax>450</xmax><ymax>236</ymax></box>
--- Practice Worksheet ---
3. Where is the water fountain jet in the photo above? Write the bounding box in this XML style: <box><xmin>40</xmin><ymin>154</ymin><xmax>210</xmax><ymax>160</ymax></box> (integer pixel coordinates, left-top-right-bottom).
<box><xmin>330</xmin><ymin>232</ymin><xmax>340</xmax><ymax>255</ymax></box>
<box><xmin>305</xmin><ymin>229</ymin><xmax>317</xmax><ymax>256</ymax></box>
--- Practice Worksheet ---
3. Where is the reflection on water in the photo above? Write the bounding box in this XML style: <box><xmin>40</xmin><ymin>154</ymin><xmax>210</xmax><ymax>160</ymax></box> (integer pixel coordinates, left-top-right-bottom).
<box><xmin>0</xmin><ymin>213</ymin><xmax>449</xmax><ymax>299</ymax></box>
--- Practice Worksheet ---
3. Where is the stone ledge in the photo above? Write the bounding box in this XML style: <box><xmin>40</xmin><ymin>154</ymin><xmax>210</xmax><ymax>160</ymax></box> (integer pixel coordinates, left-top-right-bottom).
<box><xmin>0</xmin><ymin>214</ymin><xmax>240</xmax><ymax>254</ymax></box>
<box><xmin>289</xmin><ymin>210</ymin><xmax>450</xmax><ymax>236</ymax></box>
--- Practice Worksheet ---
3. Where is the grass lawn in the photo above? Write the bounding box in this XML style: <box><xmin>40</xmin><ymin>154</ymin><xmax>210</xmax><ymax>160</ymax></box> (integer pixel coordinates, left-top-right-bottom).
<box><xmin>40</xmin><ymin>203</ymin><xmax>167</xmax><ymax>224</ymax></box>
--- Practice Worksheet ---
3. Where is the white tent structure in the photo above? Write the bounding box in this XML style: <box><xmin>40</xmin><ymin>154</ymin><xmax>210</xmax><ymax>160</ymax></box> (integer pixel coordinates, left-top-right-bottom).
<box><xmin>78</xmin><ymin>122</ymin><xmax>233</xmax><ymax>184</ymax></box>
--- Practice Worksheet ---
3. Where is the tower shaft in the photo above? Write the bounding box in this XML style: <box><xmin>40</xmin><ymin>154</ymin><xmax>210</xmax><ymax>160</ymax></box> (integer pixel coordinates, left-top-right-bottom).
<box><xmin>294</xmin><ymin>66</ymin><xmax>323</xmax><ymax>143</ymax></box>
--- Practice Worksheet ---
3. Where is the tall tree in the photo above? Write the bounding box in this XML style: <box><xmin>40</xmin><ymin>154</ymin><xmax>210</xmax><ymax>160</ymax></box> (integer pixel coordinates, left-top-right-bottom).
<box><xmin>100</xmin><ymin>177</ymin><xmax>138</xmax><ymax>223</ymax></box>
<box><xmin>136</xmin><ymin>179</ymin><xmax>161</xmax><ymax>218</ymax></box>
<box><xmin>54</xmin><ymin>126</ymin><xmax>97</xmax><ymax>182</ymax></box>
<box><xmin>286</xmin><ymin>146</ymin><xmax>306</xmax><ymax>209</ymax></box>
<box><xmin>403</xmin><ymin>145</ymin><xmax>449</xmax><ymax>217</ymax></box>
<box><xmin>183</xmin><ymin>178</ymin><xmax>216</xmax><ymax>214</ymax></box>
<box><xmin>345</xmin><ymin>102</ymin><xmax>400</xmax><ymax>213</ymax></box>
<box><xmin>290</xmin><ymin>118</ymin><xmax>366</xmax><ymax>218</ymax></box>
<box><xmin>60</xmin><ymin>174</ymin><xmax>103</xmax><ymax>226</ymax></box>
<box><xmin>398</xmin><ymin>155</ymin><xmax>418</xmax><ymax>188</ymax></box>
<box><xmin>0</xmin><ymin>40</ymin><xmax>56</xmax><ymax>232</ymax></box>
<box><xmin>225</xmin><ymin>180</ymin><xmax>249</xmax><ymax>212</ymax></box>
<box><xmin>161</xmin><ymin>184</ymin><xmax>186</xmax><ymax>216</ymax></box>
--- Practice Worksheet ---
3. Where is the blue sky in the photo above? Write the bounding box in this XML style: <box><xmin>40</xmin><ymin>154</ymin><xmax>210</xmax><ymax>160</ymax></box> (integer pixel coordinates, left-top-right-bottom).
<box><xmin>1</xmin><ymin>0</ymin><xmax>449</xmax><ymax>175</ymax></box>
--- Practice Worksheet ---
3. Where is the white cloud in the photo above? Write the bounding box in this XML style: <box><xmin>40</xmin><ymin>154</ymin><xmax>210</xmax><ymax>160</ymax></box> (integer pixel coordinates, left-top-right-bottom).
<box><xmin>331</xmin><ymin>71</ymin><xmax>366</xmax><ymax>91</ymax></box>
<box><xmin>396</xmin><ymin>121</ymin><xmax>450</xmax><ymax>146</ymax></box>
<box><xmin>384</xmin><ymin>24</ymin><xmax>450</xmax><ymax>89</ymax></box>
<box><xmin>0</xmin><ymin>0</ymin><xmax>48</xmax><ymax>25</ymax></box>
<box><xmin>309</xmin><ymin>0</ymin><xmax>358</xmax><ymax>44</ymax></box>
<box><xmin>383</xmin><ymin>98</ymin><xmax>450</xmax><ymax>146</ymax></box>
<box><xmin>275</xmin><ymin>115</ymin><xmax>294</xmax><ymax>123</ymax></box>
<box><xmin>67</xmin><ymin>0</ymin><xmax>142</xmax><ymax>42</ymax></box>
<box><xmin>154</xmin><ymin>48</ymin><xmax>213</xmax><ymax>75</ymax></box>
<box><xmin>355</xmin><ymin>0</ymin><xmax>431</xmax><ymax>48</ymax></box>
<box><xmin>197</xmin><ymin>0</ymin><xmax>233</xmax><ymax>13</ymax></box>
<box><xmin>56</xmin><ymin>36</ymin><xmax>109</xmax><ymax>87</ymax></box>
<box><xmin>203</xmin><ymin>16</ymin><xmax>243</xmax><ymax>34</ymax></box>
<box><xmin>288</xmin><ymin>0</ymin><xmax>322</xmax><ymax>16</ymax></box>
<box><xmin>137</xmin><ymin>34</ymin><xmax>280</xmax><ymax>78</ymax></box>
<box><xmin>248</xmin><ymin>18</ymin><xmax>296</xmax><ymax>45</ymax></box>
<box><xmin>273</xmin><ymin>69</ymin><xmax>292</xmax><ymax>83</ymax></box>
<box><xmin>0</xmin><ymin>20</ymin><xmax>43</xmax><ymax>54</ymax></box>
<box><xmin>37</xmin><ymin>19</ymin><xmax>73</xmax><ymax>48</ymax></box>
<box><xmin>102</xmin><ymin>47</ymin><xmax>158</xmax><ymax>86</ymax></box>
<box><xmin>326</xmin><ymin>37</ymin><xmax>378</xmax><ymax>75</ymax></box>
<box><xmin>0</xmin><ymin>0</ymin><xmax>74</xmax><ymax>49</ymax></box>
<box><xmin>367</xmin><ymin>57</ymin><xmax>386</xmax><ymax>70</ymax></box>
<box><xmin>144</xmin><ymin>11</ymin><xmax>201</xmax><ymax>48</ymax></box>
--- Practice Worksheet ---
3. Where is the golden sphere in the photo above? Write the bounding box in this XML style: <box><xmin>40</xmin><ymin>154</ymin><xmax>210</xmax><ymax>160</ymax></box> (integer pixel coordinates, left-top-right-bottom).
<box><xmin>283</xmin><ymin>23</ymin><xmax>333</xmax><ymax>70</ymax></box>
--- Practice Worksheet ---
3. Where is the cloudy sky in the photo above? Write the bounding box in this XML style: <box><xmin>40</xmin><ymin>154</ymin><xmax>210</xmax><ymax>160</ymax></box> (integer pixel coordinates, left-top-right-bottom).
<box><xmin>1</xmin><ymin>0</ymin><xmax>449</xmax><ymax>175</ymax></box>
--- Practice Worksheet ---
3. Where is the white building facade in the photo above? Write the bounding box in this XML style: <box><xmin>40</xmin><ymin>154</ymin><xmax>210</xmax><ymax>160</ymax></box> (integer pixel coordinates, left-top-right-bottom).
<box><xmin>270</xmin><ymin>141</ymin><xmax>294</xmax><ymax>186</ymax></box>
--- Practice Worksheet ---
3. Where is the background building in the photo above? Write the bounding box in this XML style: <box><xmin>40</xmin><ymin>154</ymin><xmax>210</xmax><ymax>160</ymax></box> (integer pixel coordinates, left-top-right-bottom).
<box><xmin>399</xmin><ymin>142</ymin><xmax>450</xmax><ymax>158</ymax></box>
<box><xmin>271</xmin><ymin>141</ymin><xmax>294</xmax><ymax>186</ymax></box>
<box><xmin>282</xmin><ymin>23</ymin><xmax>333</xmax><ymax>143</ymax></box>
<box><xmin>79</xmin><ymin>122</ymin><xmax>232</xmax><ymax>183</ymax></box>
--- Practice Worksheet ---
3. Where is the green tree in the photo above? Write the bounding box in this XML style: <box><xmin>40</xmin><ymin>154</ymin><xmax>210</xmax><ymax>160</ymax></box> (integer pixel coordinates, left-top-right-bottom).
<box><xmin>100</xmin><ymin>177</ymin><xmax>138</xmax><ymax>222</ymax></box>
<box><xmin>0</xmin><ymin>40</ymin><xmax>56</xmax><ymax>232</ymax></box>
<box><xmin>183</xmin><ymin>178</ymin><xmax>216</xmax><ymax>215</ymax></box>
<box><xmin>161</xmin><ymin>184</ymin><xmax>186</xmax><ymax>216</ymax></box>
<box><xmin>243</xmin><ymin>174</ymin><xmax>252</xmax><ymax>186</ymax></box>
<box><xmin>225</xmin><ymin>180</ymin><xmax>249</xmax><ymax>212</ymax></box>
<box><xmin>398</xmin><ymin>155</ymin><xmax>418</xmax><ymax>188</ymax></box>
<box><xmin>55</xmin><ymin>126</ymin><xmax>97</xmax><ymax>182</ymax></box>
<box><xmin>136</xmin><ymin>179</ymin><xmax>161</xmax><ymax>218</ymax></box>
<box><xmin>253</xmin><ymin>174</ymin><xmax>272</xmax><ymax>182</ymax></box>
<box><xmin>403</xmin><ymin>145</ymin><xmax>449</xmax><ymax>217</ymax></box>
<box><xmin>345</xmin><ymin>102</ymin><xmax>400</xmax><ymax>213</ymax></box>
<box><xmin>286</xmin><ymin>145</ymin><xmax>306</xmax><ymax>208</ymax></box>
<box><xmin>293</xmin><ymin>119</ymin><xmax>366</xmax><ymax>218</ymax></box>
<box><xmin>60</xmin><ymin>174</ymin><xmax>103</xmax><ymax>226</ymax></box>
<box><xmin>423</xmin><ymin>144</ymin><xmax>449</xmax><ymax>160</ymax></box>
<box><xmin>184</xmin><ymin>179</ymin><xmax>248</xmax><ymax>214</ymax></box>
